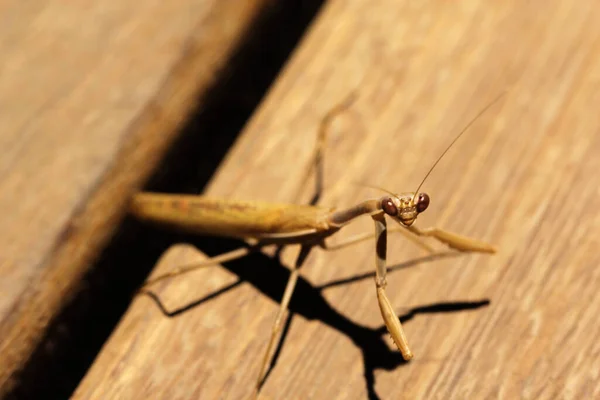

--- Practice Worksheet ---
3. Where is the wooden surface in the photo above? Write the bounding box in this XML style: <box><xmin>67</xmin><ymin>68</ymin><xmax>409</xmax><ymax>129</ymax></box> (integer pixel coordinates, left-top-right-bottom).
<box><xmin>70</xmin><ymin>0</ymin><xmax>600</xmax><ymax>399</ymax></box>
<box><xmin>0</xmin><ymin>0</ymin><xmax>276</xmax><ymax>394</ymax></box>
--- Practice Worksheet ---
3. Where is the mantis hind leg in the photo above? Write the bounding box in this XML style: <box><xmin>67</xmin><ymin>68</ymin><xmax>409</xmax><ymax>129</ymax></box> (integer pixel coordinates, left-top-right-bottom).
<box><xmin>251</xmin><ymin>95</ymin><xmax>356</xmax><ymax>397</ymax></box>
<box><xmin>295</xmin><ymin>91</ymin><xmax>357</xmax><ymax>206</ymax></box>
<box><xmin>137</xmin><ymin>245</ymin><xmax>258</xmax><ymax>292</ymax></box>
<box><xmin>252</xmin><ymin>245</ymin><xmax>312</xmax><ymax>399</ymax></box>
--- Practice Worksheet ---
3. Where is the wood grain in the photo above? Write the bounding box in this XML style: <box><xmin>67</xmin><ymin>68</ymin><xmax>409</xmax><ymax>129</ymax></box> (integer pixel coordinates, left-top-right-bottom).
<box><xmin>75</xmin><ymin>0</ymin><xmax>600</xmax><ymax>399</ymax></box>
<box><xmin>0</xmin><ymin>0</ymin><xmax>276</xmax><ymax>394</ymax></box>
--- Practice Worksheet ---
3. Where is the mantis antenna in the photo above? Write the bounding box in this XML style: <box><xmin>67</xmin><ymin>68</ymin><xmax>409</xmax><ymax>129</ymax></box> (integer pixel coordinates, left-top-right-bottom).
<box><xmin>412</xmin><ymin>92</ymin><xmax>507</xmax><ymax>200</ymax></box>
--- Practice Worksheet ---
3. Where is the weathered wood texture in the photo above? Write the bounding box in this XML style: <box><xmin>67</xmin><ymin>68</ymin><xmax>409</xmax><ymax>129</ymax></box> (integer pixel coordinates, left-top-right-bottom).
<box><xmin>76</xmin><ymin>0</ymin><xmax>600</xmax><ymax>399</ymax></box>
<box><xmin>0</xmin><ymin>0</ymin><xmax>276</xmax><ymax>394</ymax></box>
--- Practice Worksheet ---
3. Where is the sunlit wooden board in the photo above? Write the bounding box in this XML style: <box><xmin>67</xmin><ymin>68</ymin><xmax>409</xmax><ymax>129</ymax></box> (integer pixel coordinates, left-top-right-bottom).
<box><xmin>75</xmin><ymin>1</ymin><xmax>600</xmax><ymax>399</ymax></box>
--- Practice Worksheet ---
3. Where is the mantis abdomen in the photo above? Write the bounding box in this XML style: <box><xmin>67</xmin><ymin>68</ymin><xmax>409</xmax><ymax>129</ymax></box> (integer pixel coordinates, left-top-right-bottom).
<box><xmin>130</xmin><ymin>192</ymin><xmax>333</xmax><ymax>240</ymax></box>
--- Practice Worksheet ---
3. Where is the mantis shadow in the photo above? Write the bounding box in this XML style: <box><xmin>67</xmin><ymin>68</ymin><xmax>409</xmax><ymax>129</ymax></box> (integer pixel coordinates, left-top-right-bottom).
<box><xmin>142</xmin><ymin>242</ymin><xmax>490</xmax><ymax>400</ymax></box>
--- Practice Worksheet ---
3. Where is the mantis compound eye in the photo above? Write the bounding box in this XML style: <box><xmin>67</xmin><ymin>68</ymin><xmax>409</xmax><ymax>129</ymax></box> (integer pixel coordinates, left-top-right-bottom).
<box><xmin>381</xmin><ymin>197</ymin><xmax>398</xmax><ymax>216</ymax></box>
<box><xmin>416</xmin><ymin>193</ymin><xmax>430</xmax><ymax>213</ymax></box>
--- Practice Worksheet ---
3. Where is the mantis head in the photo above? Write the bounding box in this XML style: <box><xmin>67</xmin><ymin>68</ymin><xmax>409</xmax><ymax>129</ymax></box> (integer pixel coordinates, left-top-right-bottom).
<box><xmin>380</xmin><ymin>192</ymin><xmax>430</xmax><ymax>226</ymax></box>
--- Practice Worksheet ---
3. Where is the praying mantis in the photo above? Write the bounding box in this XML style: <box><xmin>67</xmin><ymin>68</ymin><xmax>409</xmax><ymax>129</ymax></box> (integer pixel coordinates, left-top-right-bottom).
<box><xmin>130</xmin><ymin>93</ymin><xmax>503</xmax><ymax>398</ymax></box>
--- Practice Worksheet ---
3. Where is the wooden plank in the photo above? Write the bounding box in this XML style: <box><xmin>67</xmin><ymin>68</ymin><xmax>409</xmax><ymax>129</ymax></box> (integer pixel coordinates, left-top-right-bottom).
<box><xmin>75</xmin><ymin>0</ymin><xmax>600</xmax><ymax>399</ymax></box>
<box><xmin>0</xmin><ymin>0</ymin><xmax>277</xmax><ymax>394</ymax></box>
